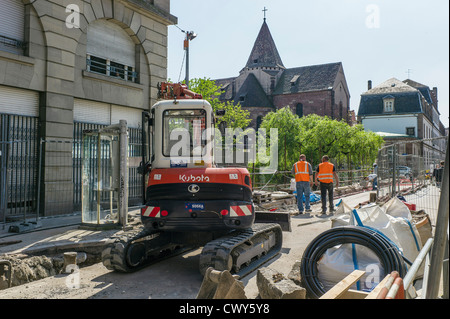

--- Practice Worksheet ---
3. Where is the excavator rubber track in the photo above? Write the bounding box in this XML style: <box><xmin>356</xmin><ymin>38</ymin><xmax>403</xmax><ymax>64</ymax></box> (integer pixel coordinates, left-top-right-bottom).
<box><xmin>101</xmin><ymin>225</ymin><xmax>189</xmax><ymax>273</ymax></box>
<box><xmin>102</xmin><ymin>222</ymin><xmax>283</xmax><ymax>277</ymax></box>
<box><xmin>199</xmin><ymin>223</ymin><xmax>283</xmax><ymax>278</ymax></box>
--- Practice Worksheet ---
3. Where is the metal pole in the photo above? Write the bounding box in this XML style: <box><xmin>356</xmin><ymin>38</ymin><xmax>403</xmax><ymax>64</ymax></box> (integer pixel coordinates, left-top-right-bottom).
<box><xmin>443</xmin><ymin>238</ymin><xmax>449</xmax><ymax>299</ymax></box>
<box><xmin>425</xmin><ymin>134</ymin><xmax>450</xmax><ymax>299</ymax></box>
<box><xmin>392</xmin><ymin>144</ymin><xmax>397</xmax><ymax>196</ymax></box>
<box><xmin>119</xmin><ymin>120</ymin><xmax>128</xmax><ymax>228</ymax></box>
<box><xmin>185</xmin><ymin>33</ymin><xmax>189</xmax><ymax>87</ymax></box>
<box><xmin>403</xmin><ymin>238</ymin><xmax>434</xmax><ymax>292</ymax></box>
<box><xmin>36</xmin><ymin>138</ymin><xmax>43</xmax><ymax>223</ymax></box>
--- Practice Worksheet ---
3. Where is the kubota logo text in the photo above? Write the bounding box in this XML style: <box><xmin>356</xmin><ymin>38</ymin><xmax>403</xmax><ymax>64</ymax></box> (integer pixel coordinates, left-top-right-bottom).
<box><xmin>179</xmin><ymin>174</ymin><xmax>210</xmax><ymax>182</ymax></box>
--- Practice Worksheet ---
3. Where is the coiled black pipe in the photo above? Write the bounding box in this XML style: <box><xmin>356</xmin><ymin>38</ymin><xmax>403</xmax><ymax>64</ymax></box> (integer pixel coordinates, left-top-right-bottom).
<box><xmin>300</xmin><ymin>226</ymin><xmax>408</xmax><ymax>299</ymax></box>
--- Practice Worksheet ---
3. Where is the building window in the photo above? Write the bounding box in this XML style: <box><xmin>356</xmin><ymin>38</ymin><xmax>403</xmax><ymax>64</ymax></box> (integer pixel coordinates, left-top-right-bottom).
<box><xmin>0</xmin><ymin>0</ymin><xmax>26</xmax><ymax>55</ymax></box>
<box><xmin>406</xmin><ymin>127</ymin><xmax>415</xmax><ymax>136</ymax></box>
<box><xmin>86</xmin><ymin>20</ymin><xmax>138</xmax><ymax>83</ymax></box>
<box><xmin>383</xmin><ymin>98</ymin><xmax>394</xmax><ymax>113</ymax></box>
<box><xmin>256</xmin><ymin>116</ymin><xmax>263</xmax><ymax>130</ymax></box>
<box><xmin>86</xmin><ymin>55</ymin><xmax>137</xmax><ymax>82</ymax></box>
<box><xmin>296</xmin><ymin>103</ymin><xmax>303</xmax><ymax>117</ymax></box>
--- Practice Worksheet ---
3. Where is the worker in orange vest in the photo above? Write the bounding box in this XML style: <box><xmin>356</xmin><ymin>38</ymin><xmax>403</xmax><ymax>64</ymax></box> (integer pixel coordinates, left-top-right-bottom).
<box><xmin>291</xmin><ymin>154</ymin><xmax>313</xmax><ymax>214</ymax></box>
<box><xmin>315</xmin><ymin>155</ymin><xmax>339</xmax><ymax>215</ymax></box>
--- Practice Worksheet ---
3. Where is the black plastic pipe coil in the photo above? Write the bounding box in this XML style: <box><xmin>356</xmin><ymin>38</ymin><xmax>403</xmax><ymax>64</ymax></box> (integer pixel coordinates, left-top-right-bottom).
<box><xmin>300</xmin><ymin>225</ymin><xmax>408</xmax><ymax>299</ymax></box>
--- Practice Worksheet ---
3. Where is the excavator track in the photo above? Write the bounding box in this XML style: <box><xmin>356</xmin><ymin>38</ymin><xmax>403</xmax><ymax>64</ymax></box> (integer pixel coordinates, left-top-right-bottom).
<box><xmin>102</xmin><ymin>223</ymin><xmax>282</xmax><ymax>277</ymax></box>
<box><xmin>101</xmin><ymin>225</ymin><xmax>189</xmax><ymax>273</ymax></box>
<box><xmin>199</xmin><ymin>223</ymin><xmax>283</xmax><ymax>278</ymax></box>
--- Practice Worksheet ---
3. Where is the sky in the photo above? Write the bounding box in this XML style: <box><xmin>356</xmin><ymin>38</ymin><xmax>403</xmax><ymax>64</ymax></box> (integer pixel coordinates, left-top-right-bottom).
<box><xmin>167</xmin><ymin>0</ymin><xmax>449</xmax><ymax>128</ymax></box>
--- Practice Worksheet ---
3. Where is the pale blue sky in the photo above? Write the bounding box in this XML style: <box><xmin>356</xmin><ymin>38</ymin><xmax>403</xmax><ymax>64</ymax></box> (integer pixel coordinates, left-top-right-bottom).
<box><xmin>167</xmin><ymin>0</ymin><xmax>449</xmax><ymax>127</ymax></box>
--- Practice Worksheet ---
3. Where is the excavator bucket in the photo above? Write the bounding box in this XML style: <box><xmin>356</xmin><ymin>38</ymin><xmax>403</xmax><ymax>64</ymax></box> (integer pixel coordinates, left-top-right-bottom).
<box><xmin>196</xmin><ymin>267</ymin><xmax>247</xmax><ymax>299</ymax></box>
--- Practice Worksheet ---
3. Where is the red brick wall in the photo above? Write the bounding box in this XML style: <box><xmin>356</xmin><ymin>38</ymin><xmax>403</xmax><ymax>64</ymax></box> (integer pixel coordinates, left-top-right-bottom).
<box><xmin>273</xmin><ymin>90</ymin><xmax>349</xmax><ymax>122</ymax></box>
<box><xmin>273</xmin><ymin>91</ymin><xmax>333</xmax><ymax>117</ymax></box>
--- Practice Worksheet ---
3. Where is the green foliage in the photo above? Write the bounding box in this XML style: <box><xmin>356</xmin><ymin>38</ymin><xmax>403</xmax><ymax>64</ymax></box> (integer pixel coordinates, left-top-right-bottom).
<box><xmin>259</xmin><ymin>108</ymin><xmax>384</xmax><ymax>171</ymax></box>
<box><xmin>188</xmin><ymin>77</ymin><xmax>251</xmax><ymax>130</ymax></box>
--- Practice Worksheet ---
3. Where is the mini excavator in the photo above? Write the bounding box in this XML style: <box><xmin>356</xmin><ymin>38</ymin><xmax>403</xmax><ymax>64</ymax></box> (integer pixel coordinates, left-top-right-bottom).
<box><xmin>101</xmin><ymin>82</ymin><xmax>284</xmax><ymax>276</ymax></box>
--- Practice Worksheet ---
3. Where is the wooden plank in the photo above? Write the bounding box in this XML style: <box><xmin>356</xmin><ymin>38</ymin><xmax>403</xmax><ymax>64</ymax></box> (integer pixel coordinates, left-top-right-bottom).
<box><xmin>341</xmin><ymin>289</ymin><xmax>369</xmax><ymax>299</ymax></box>
<box><xmin>365</xmin><ymin>274</ymin><xmax>391</xmax><ymax>299</ymax></box>
<box><xmin>320</xmin><ymin>270</ymin><xmax>366</xmax><ymax>299</ymax></box>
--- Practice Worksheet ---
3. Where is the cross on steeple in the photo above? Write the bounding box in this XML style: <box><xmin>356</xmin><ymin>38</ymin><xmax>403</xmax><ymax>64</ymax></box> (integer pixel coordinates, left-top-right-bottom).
<box><xmin>262</xmin><ymin>7</ymin><xmax>268</xmax><ymax>21</ymax></box>
<box><xmin>406</xmin><ymin>69</ymin><xmax>413</xmax><ymax>79</ymax></box>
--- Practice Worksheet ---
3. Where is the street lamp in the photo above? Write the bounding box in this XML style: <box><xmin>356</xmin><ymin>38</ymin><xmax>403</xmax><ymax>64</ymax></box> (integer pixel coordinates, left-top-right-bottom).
<box><xmin>183</xmin><ymin>30</ymin><xmax>197</xmax><ymax>88</ymax></box>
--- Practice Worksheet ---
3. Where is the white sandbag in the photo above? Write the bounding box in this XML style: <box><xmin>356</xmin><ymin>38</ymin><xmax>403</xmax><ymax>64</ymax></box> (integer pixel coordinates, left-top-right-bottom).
<box><xmin>320</xmin><ymin>198</ymin><xmax>423</xmax><ymax>292</ymax></box>
<box><xmin>318</xmin><ymin>243</ymin><xmax>385</xmax><ymax>292</ymax></box>
<box><xmin>385</xmin><ymin>196</ymin><xmax>412</xmax><ymax>220</ymax></box>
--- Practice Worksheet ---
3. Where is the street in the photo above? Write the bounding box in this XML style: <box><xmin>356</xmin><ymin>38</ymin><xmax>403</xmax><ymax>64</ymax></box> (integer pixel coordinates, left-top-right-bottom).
<box><xmin>0</xmin><ymin>192</ymin><xmax>374</xmax><ymax>299</ymax></box>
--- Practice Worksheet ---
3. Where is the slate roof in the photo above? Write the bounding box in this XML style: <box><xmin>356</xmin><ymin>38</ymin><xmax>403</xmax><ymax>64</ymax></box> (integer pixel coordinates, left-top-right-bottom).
<box><xmin>215</xmin><ymin>77</ymin><xmax>237</xmax><ymax>101</ymax></box>
<box><xmin>363</xmin><ymin>78</ymin><xmax>417</xmax><ymax>95</ymax></box>
<box><xmin>358</xmin><ymin>78</ymin><xmax>424</xmax><ymax>116</ymax></box>
<box><xmin>272</xmin><ymin>62</ymin><xmax>342</xmax><ymax>95</ymax></box>
<box><xmin>403</xmin><ymin>79</ymin><xmax>434</xmax><ymax>105</ymax></box>
<box><xmin>358</xmin><ymin>91</ymin><xmax>423</xmax><ymax>116</ymax></box>
<box><xmin>233</xmin><ymin>73</ymin><xmax>273</xmax><ymax>108</ymax></box>
<box><xmin>244</xmin><ymin>21</ymin><xmax>284</xmax><ymax>69</ymax></box>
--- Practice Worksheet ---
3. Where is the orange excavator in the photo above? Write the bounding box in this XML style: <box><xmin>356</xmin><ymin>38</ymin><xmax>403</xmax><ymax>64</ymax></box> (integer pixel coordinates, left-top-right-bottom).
<box><xmin>101</xmin><ymin>82</ymin><xmax>284</xmax><ymax>277</ymax></box>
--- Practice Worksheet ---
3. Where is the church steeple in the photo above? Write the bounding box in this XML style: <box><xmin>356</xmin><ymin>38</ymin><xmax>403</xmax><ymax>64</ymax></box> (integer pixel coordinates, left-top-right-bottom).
<box><xmin>244</xmin><ymin>18</ymin><xmax>284</xmax><ymax>70</ymax></box>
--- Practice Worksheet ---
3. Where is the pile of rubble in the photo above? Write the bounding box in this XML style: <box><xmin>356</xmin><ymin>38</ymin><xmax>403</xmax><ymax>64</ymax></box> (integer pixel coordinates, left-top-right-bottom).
<box><xmin>197</xmin><ymin>263</ymin><xmax>307</xmax><ymax>300</ymax></box>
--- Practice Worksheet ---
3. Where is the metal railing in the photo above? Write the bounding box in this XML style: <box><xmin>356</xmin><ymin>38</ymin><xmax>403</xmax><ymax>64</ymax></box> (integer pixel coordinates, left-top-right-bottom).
<box><xmin>0</xmin><ymin>114</ymin><xmax>39</xmax><ymax>226</ymax></box>
<box><xmin>86</xmin><ymin>55</ymin><xmax>138</xmax><ymax>83</ymax></box>
<box><xmin>376</xmin><ymin>135</ymin><xmax>449</xmax><ymax>299</ymax></box>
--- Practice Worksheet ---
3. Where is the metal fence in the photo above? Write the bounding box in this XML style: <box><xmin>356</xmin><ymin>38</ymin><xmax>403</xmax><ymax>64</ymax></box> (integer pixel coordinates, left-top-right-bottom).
<box><xmin>0</xmin><ymin>114</ymin><xmax>39</xmax><ymax>225</ymax></box>
<box><xmin>1</xmin><ymin>120</ymin><xmax>143</xmax><ymax>227</ymax></box>
<box><xmin>376</xmin><ymin>136</ymin><xmax>448</xmax><ymax>222</ymax></box>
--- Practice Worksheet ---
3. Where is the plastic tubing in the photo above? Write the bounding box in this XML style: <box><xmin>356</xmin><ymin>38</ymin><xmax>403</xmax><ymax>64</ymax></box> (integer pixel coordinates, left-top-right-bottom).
<box><xmin>300</xmin><ymin>226</ymin><xmax>408</xmax><ymax>299</ymax></box>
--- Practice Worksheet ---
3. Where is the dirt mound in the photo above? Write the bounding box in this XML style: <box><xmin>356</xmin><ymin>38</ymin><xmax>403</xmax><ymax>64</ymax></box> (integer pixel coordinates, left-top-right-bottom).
<box><xmin>1</xmin><ymin>255</ymin><xmax>64</xmax><ymax>289</ymax></box>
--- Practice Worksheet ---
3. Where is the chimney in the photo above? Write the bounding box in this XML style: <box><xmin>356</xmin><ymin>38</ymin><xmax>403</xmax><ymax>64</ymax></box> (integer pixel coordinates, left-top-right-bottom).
<box><xmin>432</xmin><ymin>87</ymin><xmax>438</xmax><ymax>108</ymax></box>
<box><xmin>368</xmin><ymin>80</ymin><xmax>372</xmax><ymax>90</ymax></box>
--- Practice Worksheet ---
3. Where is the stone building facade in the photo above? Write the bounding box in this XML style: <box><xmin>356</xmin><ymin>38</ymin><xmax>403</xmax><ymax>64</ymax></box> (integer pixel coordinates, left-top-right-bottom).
<box><xmin>0</xmin><ymin>0</ymin><xmax>176</xmax><ymax>218</ymax></box>
<box><xmin>214</xmin><ymin>19</ymin><xmax>351</xmax><ymax>129</ymax></box>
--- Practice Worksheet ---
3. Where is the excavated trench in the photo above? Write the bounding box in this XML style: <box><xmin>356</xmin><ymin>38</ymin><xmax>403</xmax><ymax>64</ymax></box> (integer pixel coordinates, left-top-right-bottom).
<box><xmin>0</xmin><ymin>249</ymin><xmax>102</xmax><ymax>290</ymax></box>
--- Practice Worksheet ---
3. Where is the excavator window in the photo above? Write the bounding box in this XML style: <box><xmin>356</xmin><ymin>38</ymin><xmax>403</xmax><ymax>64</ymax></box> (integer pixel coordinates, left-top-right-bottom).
<box><xmin>162</xmin><ymin>109</ymin><xmax>207</xmax><ymax>158</ymax></box>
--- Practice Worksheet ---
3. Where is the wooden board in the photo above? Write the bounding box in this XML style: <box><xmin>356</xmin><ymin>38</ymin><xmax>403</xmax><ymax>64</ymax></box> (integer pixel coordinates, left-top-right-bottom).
<box><xmin>320</xmin><ymin>270</ymin><xmax>366</xmax><ymax>299</ymax></box>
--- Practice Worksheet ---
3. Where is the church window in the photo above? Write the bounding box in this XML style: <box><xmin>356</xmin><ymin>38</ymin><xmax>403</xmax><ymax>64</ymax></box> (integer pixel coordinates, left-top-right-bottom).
<box><xmin>256</xmin><ymin>116</ymin><xmax>263</xmax><ymax>130</ymax></box>
<box><xmin>296</xmin><ymin>103</ymin><xmax>303</xmax><ymax>117</ymax></box>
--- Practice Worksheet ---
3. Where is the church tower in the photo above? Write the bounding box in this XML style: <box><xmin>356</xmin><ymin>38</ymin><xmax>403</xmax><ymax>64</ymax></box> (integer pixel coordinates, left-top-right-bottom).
<box><xmin>214</xmin><ymin>8</ymin><xmax>350</xmax><ymax>129</ymax></box>
<box><xmin>236</xmin><ymin>17</ymin><xmax>285</xmax><ymax>96</ymax></box>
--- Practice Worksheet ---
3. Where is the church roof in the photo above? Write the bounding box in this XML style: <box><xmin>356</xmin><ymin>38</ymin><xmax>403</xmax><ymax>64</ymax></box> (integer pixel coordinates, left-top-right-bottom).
<box><xmin>234</xmin><ymin>73</ymin><xmax>274</xmax><ymax>108</ymax></box>
<box><xmin>273</xmin><ymin>62</ymin><xmax>342</xmax><ymax>95</ymax></box>
<box><xmin>244</xmin><ymin>21</ymin><xmax>284</xmax><ymax>69</ymax></box>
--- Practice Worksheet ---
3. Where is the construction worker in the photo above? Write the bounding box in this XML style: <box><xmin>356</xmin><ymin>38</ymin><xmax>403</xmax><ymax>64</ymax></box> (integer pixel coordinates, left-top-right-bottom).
<box><xmin>315</xmin><ymin>155</ymin><xmax>339</xmax><ymax>214</ymax></box>
<box><xmin>292</xmin><ymin>154</ymin><xmax>313</xmax><ymax>214</ymax></box>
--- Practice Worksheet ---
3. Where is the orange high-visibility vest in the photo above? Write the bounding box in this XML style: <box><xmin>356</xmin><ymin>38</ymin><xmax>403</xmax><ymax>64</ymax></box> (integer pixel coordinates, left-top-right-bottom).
<box><xmin>317</xmin><ymin>162</ymin><xmax>334</xmax><ymax>183</ymax></box>
<box><xmin>294</xmin><ymin>161</ymin><xmax>310</xmax><ymax>182</ymax></box>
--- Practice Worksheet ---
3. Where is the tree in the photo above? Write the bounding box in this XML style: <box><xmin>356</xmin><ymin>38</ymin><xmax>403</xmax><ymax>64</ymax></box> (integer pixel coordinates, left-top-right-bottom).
<box><xmin>259</xmin><ymin>106</ymin><xmax>302</xmax><ymax>171</ymax></box>
<box><xmin>259</xmin><ymin>110</ymin><xmax>384</xmax><ymax>172</ymax></box>
<box><xmin>188</xmin><ymin>77</ymin><xmax>251</xmax><ymax>130</ymax></box>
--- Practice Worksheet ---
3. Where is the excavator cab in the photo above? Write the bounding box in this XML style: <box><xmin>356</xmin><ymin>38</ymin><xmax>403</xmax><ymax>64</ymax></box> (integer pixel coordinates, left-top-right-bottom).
<box><xmin>138</xmin><ymin>83</ymin><xmax>254</xmax><ymax>232</ymax></box>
